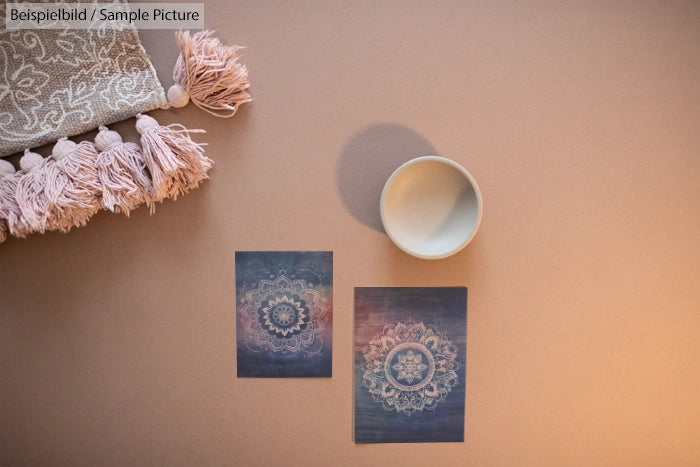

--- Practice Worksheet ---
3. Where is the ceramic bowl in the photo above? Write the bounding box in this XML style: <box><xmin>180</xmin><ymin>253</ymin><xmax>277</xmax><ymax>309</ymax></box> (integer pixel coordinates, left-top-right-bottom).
<box><xmin>380</xmin><ymin>156</ymin><xmax>483</xmax><ymax>259</ymax></box>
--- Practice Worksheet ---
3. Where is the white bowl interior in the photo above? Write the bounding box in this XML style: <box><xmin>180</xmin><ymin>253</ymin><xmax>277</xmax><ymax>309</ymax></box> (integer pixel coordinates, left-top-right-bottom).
<box><xmin>381</xmin><ymin>157</ymin><xmax>482</xmax><ymax>259</ymax></box>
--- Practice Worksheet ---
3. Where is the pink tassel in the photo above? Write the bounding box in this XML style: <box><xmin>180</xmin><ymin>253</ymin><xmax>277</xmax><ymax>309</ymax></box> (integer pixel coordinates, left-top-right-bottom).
<box><xmin>17</xmin><ymin>139</ymin><xmax>102</xmax><ymax>234</ymax></box>
<box><xmin>167</xmin><ymin>30</ymin><xmax>251</xmax><ymax>117</ymax></box>
<box><xmin>4</xmin><ymin>150</ymin><xmax>45</xmax><ymax>238</ymax></box>
<box><xmin>95</xmin><ymin>126</ymin><xmax>154</xmax><ymax>216</ymax></box>
<box><xmin>0</xmin><ymin>159</ymin><xmax>17</xmax><ymax>242</ymax></box>
<box><xmin>15</xmin><ymin>149</ymin><xmax>62</xmax><ymax>234</ymax></box>
<box><xmin>136</xmin><ymin>113</ymin><xmax>212</xmax><ymax>202</ymax></box>
<box><xmin>8</xmin><ymin>152</ymin><xmax>45</xmax><ymax>237</ymax></box>
<box><xmin>49</xmin><ymin>139</ymin><xmax>103</xmax><ymax>232</ymax></box>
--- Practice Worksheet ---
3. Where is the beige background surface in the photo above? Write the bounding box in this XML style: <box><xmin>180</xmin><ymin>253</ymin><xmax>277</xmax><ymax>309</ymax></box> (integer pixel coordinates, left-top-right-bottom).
<box><xmin>2</xmin><ymin>1</ymin><xmax>699</xmax><ymax>465</ymax></box>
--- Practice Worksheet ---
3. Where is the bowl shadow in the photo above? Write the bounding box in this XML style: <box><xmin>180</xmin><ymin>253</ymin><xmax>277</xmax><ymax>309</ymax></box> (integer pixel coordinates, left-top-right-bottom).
<box><xmin>336</xmin><ymin>123</ymin><xmax>438</xmax><ymax>232</ymax></box>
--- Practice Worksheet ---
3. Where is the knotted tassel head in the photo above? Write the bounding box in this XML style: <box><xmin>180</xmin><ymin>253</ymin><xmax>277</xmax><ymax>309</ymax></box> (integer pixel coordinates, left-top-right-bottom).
<box><xmin>136</xmin><ymin>113</ymin><xmax>212</xmax><ymax>203</ymax></box>
<box><xmin>0</xmin><ymin>159</ymin><xmax>15</xmax><ymax>178</ymax></box>
<box><xmin>19</xmin><ymin>149</ymin><xmax>44</xmax><ymax>172</ymax></box>
<box><xmin>168</xmin><ymin>30</ymin><xmax>251</xmax><ymax>117</ymax></box>
<box><xmin>95</xmin><ymin>125</ymin><xmax>154</xmax><ymax>216</ymax></box>
<box><xmin>95</xmin><ymin>125</ymin><xmax>124</xmax><ymax>153</ymax></box>
<box><xmin>52</xmin><ymin>137</ymin><xmax>77</xmax><ymax>161</ymax></box>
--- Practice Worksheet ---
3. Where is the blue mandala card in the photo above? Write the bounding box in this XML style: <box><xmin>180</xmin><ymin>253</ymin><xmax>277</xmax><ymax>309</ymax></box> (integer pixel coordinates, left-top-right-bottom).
<box><xmin>236</xmin><ymin>251</ymin><xmax>333</xmax><ymax>378</ymax></box>
<box><xmin>354</xmin><ymin>287</ymin><xmax>466</xmax><ymax>443</ymax></box>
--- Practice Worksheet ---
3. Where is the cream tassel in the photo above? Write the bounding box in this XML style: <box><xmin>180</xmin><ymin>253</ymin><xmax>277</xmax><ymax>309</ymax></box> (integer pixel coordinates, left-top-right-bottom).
<box><xmin>136</xmin><ymin>113</ymin><xmax>212</xmax><ymax>202</ymax></box>
<box><xmin>95</xmin><ymin>126</ymin><xmax>154</xmax><ymax>215</ymax></box>
<box><xmin>167</xmin><ymin>30</ymin><xmax>251</xmax><ymax>117</ymax></box>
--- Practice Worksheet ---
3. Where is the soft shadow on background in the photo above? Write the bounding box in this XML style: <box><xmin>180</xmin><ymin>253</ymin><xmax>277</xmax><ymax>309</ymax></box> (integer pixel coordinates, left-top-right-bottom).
<box><xmin>337</xmin><ymin>123</ymin><xmax>438</xmax><ymax>232</ymax></box>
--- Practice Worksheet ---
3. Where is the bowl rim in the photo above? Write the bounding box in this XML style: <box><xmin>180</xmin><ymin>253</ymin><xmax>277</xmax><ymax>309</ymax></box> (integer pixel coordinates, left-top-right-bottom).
<box><xmin>380</xmin><ymin>155</ymin><xmax>483</xmax><ymax>260</ymax></box>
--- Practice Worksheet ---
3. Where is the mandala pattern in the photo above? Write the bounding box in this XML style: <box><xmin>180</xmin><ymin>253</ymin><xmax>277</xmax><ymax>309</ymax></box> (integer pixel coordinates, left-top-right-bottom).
<box><xmin>240</xmin><ymin>274</ymin><xmax>328</xmax><ymax>354</ymax></box>
<box><xmin>360</xmin><ymin>320</ymin><xmax>460</xmax><ymax>415</ymax></box>
<box><xmin>258</xmin><ymin>292</ymin><xmax>309</xmax><ymax>338</ymax></box>
<box><xmin>0</xmin><ymin>1</ymin><xmax>166</xmax><ymax>157</ymax></box>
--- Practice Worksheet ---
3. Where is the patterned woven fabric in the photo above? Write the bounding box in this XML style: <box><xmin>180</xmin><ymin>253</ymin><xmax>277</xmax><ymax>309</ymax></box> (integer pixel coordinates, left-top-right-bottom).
<box><xmin>0</xmin><ymin>1</ymin><xmax>166</xmax><ymax>158</ymax></box>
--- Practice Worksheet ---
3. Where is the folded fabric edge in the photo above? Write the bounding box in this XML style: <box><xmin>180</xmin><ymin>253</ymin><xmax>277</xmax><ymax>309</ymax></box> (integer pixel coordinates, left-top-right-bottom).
<box><xmin>0</xmin><ymin>6</ymin><xmax>168</xmax><ymax>159</ymax></box>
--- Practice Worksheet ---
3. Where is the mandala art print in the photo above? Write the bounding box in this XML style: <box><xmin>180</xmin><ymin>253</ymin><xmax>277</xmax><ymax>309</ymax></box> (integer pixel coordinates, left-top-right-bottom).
<box><xmin>236</xmin><ymin>251</ymin><xmax>332</xmax><ymax>377</ymax></box>
<box><xmin>354</xmin><ymin>287</ymin><xmax>466</xmax><ymax>443</ymax></box>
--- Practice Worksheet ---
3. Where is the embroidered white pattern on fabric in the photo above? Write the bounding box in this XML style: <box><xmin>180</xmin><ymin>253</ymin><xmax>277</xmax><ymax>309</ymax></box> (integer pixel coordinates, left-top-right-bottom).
<box><xmin>0</xmin><ymin>1</ymin><xmax>166</xmax><ymax>157</ymax></box>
